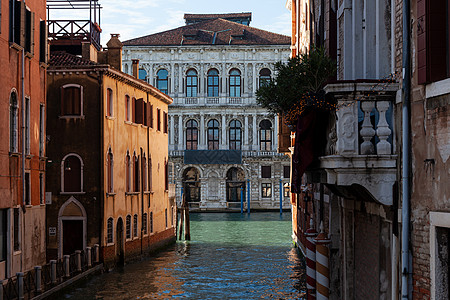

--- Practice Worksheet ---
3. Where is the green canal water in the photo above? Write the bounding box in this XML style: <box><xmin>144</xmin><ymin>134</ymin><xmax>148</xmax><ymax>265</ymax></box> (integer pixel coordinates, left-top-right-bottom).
<box><xmin>57</xmin><ymin>212</ymin><xmax>306</xmax><ymax>299</ymax></box>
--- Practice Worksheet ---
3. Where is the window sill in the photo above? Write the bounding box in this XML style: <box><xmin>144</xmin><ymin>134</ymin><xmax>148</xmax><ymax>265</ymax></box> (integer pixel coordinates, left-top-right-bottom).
<box><xmin>25</xmin><ymin>52</ymin><xmax>34</xmax><ymax>59</ymax></box>
<box><xmin>144</xmin><ymin>191</ymin><xmax>152</xmax><ymax>195</ymax></box>
<box><xmin>59</xmin><ymin>115</ymin><xmax>85</xmax><ymax>120</ymax></box>
<box><xmin>10</xmin><ymin>42</ymin><xmax>23</xmax><ymax>51</ymax></box>
<box><xmin>124</xmin><ymin>120</ymin><xmax>132</xmax><ymax>125</ymax></box>
<box><xmin>106</xmin><ymin>193</ymin><xmax>116</xmax><ymax>196</ymax></box>
<box><xmin>141</xmin><ymin>125</ymin><xmax>148</xmax><ymax>129</ymax></box>
<box><xmin>40</xmin><ymin>203</ymin><xmax>46</xmax><ymax>207</ymax></box>
<box><xmin>39</xmin><ymin>62</ymin><xmax>48</xmax><ymax>69</ymax></box>
<box><xmin>125</xmin><ymin>192</ymin><xmax>140</xmax><ymax>196</ymax></box>
<box><xmin>25</xmin><ymin>204</ymin><xmax>32</xmax><ymax>208</ymax></box>
<box><xmin>9</xmin><ymin>152</ymin><xmax>20</xmax><ymax>157</ymax></box>
<box><xmin>131</xmin><ymin>123</ymin><xmax>139</xmax><ymax>127</ymax></box>
<box><xmin>106</xmin><ymin>116</ymin><xmax>115</xmax><ymax>120</ymax></box>
<box><xmin>426</xmin><ymin>77</ymin><xmax>450</xmax><ymax>99</ymax></box>
<box><xmin>106</xmin><ymin>243</ymin><xmax>114</xmax><ymax>247</ymax></box>
<box><xmin>61</xmin><ymin>192</ymin><xmax>86</xmax><ymax>195</ymax></box>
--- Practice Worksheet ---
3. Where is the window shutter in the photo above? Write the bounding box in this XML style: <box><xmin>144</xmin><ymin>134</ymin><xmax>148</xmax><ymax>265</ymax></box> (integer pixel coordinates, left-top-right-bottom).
<box><xmin>143</xmin><ymin>102</ymin><xmax>148</xmax><ymax>126</ymax></box>
<box><xmin>417</xmin><ymin>0</ymin><xmax>448</xmax><ymax>84</ymax></box>
<box><xmin>132</xmin><ymin>98</ymin><xmax>136</xmax><ymax>123</ymax></box>
<box><xmin>39</xmin><ymin>20</ymin><xmax>48</xmax><ymax>63</ymax></box>
<box><xmin>135</xmin><ymin>98</ymin><xmax>144</xmax><ymax>124</ymax></box>
<box><xmin>150</xmin><ymin>104</ymin><xmax>153</xmax><ymax>128</ymax></box>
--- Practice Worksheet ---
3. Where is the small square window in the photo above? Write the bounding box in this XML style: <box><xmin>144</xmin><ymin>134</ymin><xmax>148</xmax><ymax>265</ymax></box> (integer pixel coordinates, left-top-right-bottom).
<box><xmin>283</xmin><ymin>166</ymin><xmax>290</xmax><ymax>179</ymax></box>
<box><xmin>261</xmin><ymin>166</ymin><xmax>271</xmax><ymax>178</ymax></box>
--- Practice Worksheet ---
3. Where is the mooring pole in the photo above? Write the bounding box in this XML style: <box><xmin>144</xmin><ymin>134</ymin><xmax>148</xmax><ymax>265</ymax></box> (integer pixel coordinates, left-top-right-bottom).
<box><xmin>184</xmin><ymin>194</ymin><xmax>190</xmax><ymax>240</ymax></box>
<box><xmin>240</xmin><ymin>187</ymin><xmax>244</xmax><ymax>214</ymax></box>
<box><xmin>247</xmin><ymin>179</ymin><xmax>250</xmax><ymax>214</ymax></box>
<box><xmin>279</xmin><ymin>179</ymin><xmax>283</xmax><ymax>215</ymax></box>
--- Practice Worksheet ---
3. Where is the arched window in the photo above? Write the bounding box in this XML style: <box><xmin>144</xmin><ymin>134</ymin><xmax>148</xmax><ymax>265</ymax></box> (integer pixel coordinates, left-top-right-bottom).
<box><xmin>107</xmin><ymin>218</ymin><xmax>114</xmax><ymax>244</ymax></box>
<box><xmin>186</xmin><ymin>69</ymin><xmax>198</xmax><ymax>97</ymax></box>
<box><xmin>107</xmin><ymin>149</ymin><xmax>113</xmax><ymax>193</ymax></box>
<box><xmin>61</xmin><ymin>84</ymin><xmax>82</xmax><ymax>116</ymax></box>
<box><xmin>150</xmin><ymin>212</ymin><xmax>153</xmax><ymax>233</ymax></box>
<box><xmin>259</xmin><ymin>68</ymin><xmax>271</xmax><ymax>88</ymax></box>
<box><xmin>133</xmin><ymin>152</ymin><xmax>139</xmax><ymax>192</ymax></box>
<box><xmin>156</xmin><ymin>69</ymin><xmax>168</xmax><ymax>94</ymax></box>
<box><xmin>142</xmin><ymin>155</ymin><xmax>147</xmax><ymax>191</ymax></box>
<box><xmin>62</xmin><ymin>154</ymin><xmax>83</xmax><ymax>193</ymax></box>
<box><xmin>148</xmin><ymin>157</ymin><xmax>152</xmax><ymax>193</ymax></box>
<box><xmin>126</xmin><ymin>152</ymin><xmax>131</xmax><ymax>192</ymax></box>
<box><xmin>133</xmin><ymin>214</ymin><xmax>138</xmax><ymax>237</ymax></box>
<box><xmin>207</xmin><ymin>69</ymin><xmax>219</xmax><ymax>97</ymax></box>
<box><xmin>126</xmin><ymin>215</ymin><xmax>131</xmax><ymax>239</ymax></box>
<box><xmin>125</xmin><ymin>95</ymin><xmax>131</xmax><ymax>121</ymax></box>
<box><xmin>124</xmin><ymin>64</ymin><xmax>129</xmax><ymax>74</ymax></box>
<box><xmin>259</xmin><ymin>120</ymin><xmax>272</xmax><ymax>151</ymax></box>
<box><xmin>10</xmin><ymin>91</ymin><xmax>18</xmax><ymax>153</ymax></box>
<box><xmin>229</xmin><ymin>69</ymin><xmax>241</xmax><ymax>97</ymax></box>
<box><xmin>186</xmin><ymin>119</ymin><xmax>198</xmax><ymax>150</ymax></box>
<box><xmin>207</xmin><ymin>119</ymin><xmax>219</xmax><ymax>150</ymax></box>
<box><xmin>229</xmin><ymin>120</ymin><xmax>242</xmax><ymax>150</ymax></box>
<box><xmin>143</xmin><ymin>213</ymin><xmax>148</xmax><ymax>235</ymax></box>
<box><xmin>139</xmin><ymin>69</ymin><xmax>147</xmax><ymax>81</ymax></box>
<box><xmin>107</xmin><ymin>88</ymin><xmax>113</xmax><ymax>117</ymax></box>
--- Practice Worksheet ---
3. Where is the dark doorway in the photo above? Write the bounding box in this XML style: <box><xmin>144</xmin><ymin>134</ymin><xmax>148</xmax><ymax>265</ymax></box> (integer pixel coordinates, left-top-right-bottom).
<box><xmin>226</xmin><ymin>167</ymin><xmax>245</xmax><ymax>202</ymax></box>
<box><xmin>183</xmin><ymin>167</ymin><xmax>201</xmax><ymax>203</ymax></box>
<box><xmin>62</xmin><ymin>220</ymin><xmax>83</xmax><ymax>255</ymax></box>
<box><xmin>116</xmin><ymin>218</ymin><xmax>124</xmax><ymax>265</ymax></box>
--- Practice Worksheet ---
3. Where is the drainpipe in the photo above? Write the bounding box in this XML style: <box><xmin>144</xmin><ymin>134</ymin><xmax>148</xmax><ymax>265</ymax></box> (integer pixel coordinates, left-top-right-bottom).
<box><xmin>401</xmin><ymin>0</ymin><xmax>411</xmax><ymax>299</ymax></box>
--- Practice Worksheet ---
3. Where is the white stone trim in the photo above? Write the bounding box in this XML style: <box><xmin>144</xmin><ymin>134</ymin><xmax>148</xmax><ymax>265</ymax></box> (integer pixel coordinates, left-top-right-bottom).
<box><xmin>61</xmin><ymin>84</ymin><xmax>84</xmax><ymax>117</ymax></box>
<box><xmin>425</xmin><ymin>77</ymin><xmax>450</xmax><ymax>99</ymax></box>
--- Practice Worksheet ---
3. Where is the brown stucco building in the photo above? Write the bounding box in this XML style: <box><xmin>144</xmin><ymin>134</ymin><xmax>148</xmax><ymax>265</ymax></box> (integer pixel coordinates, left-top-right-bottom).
<box><xmin>45</xmin><ymin>14</ymin><xmax>175</xmax><ymax>266</ymax></box>
<box><xmin>0</xmin><ymin>0</ymin><xmax>47</xmax><ymax>279</ymax></box>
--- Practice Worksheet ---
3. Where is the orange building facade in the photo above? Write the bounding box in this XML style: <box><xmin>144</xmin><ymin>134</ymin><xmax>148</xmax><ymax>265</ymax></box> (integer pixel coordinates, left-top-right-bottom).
<box><xmin>0</xmin><ymin>0</ymin><xmax>47</xmax><ymax>279</ymax></box>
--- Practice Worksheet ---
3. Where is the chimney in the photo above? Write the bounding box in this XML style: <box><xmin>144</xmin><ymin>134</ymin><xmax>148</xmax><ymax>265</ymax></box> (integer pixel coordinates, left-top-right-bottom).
<box><xmin>132</xmin><ymin>59</ymin><xmax>139</xmax><ymax>78</ymax></box>
<box><xmin>106</xmin><ymin>34</ymin><xmax>123</xmax><ymax>70</ymax></box>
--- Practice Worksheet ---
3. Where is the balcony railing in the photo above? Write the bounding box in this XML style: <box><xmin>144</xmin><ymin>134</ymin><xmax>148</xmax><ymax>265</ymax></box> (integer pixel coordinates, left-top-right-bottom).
<box><xmin>206</xmin><ymin>97</ymin><xmax>220</xmax><ymax>104</ymax></box>
<box><xmin>48</xmin><ymin>20</ymin><xmax>102</xmax><ymax>50</ymax></box>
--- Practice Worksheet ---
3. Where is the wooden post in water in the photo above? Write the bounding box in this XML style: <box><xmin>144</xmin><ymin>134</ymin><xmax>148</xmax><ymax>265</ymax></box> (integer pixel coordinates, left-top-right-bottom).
<box><xmin>178</xmin><ymin>205</ymin><xmax>184</xmax><ymax>240</ymax></box>
<box><xmin>183</xmin><ymin>194</ymin><xmax>191</xmax><ymax>241</ymax></box>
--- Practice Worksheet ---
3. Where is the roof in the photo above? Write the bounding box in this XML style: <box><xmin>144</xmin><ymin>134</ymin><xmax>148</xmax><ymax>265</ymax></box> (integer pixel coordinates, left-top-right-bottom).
<box><xmin>123</xmin><ymin>18</ymin><xmax>290</xmax><ymax>47</ymax></box>
<box><xmin>184</xmin><ymin>13</ymin><xmax>252</xmax><ymax>20</ymax></box>
<box><xmin>49</xmin><ymin>51</ymin><xmax>98</xmax><ymax>66</ymax></box>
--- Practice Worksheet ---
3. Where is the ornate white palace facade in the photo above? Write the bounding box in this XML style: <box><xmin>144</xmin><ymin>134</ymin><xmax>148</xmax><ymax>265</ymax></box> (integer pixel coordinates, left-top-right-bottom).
<box><xmin>122</xmin><ymin>13</ymin><xmax>291</xmax><ymax>210</ymax></box>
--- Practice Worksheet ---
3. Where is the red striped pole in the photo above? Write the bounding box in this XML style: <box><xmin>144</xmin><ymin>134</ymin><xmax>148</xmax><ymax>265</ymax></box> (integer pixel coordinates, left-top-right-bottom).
<box><xmin>305</xmin><ymin>218</ymin><xmax>318</xmax><ymax>300</ymax></box>
<box><xmin>314</xmin><ymin>222</ymin><xmax>331</xmax><ymax>300</ymax></box>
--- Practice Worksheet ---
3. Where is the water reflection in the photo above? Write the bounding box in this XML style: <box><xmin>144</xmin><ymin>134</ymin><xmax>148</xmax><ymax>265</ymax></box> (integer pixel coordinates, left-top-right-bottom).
<box><xmin>58</xmin><ymin>212</ymin><xmax>306</xmax><ymax>299</ymax></box>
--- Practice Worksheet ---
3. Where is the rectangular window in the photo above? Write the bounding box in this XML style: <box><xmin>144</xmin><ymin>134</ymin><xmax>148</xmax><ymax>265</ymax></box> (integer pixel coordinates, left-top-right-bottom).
<box><xmin>25</xmin><ymin>97</ymin><xmax>30</xmax><ymax>155</ymax></box>
<box><xmin>125</xmin><ymin>95</ymin><xmax>130</xmax><ymax>121</ymax></box>
<box><xmin>61</xmin><ymin>86</ymin><xmax>82</xmax><ymax>116</ymax></box>
<box><xmin>107</xmin><ymin>88</ymin><xmax>113</xmax><ymax>117</ymax></box>
<box><xmin>25</xmin><ymin>172</ymin><xmax>30</xmax><ymax>205</ymax></box>
<box><xmin>150</xmin><ymin>104</ymin><xmax>154</xmax><ymax>128</ymax></box>
<box><xmin>261</xmin><ymin>166</ymin><xmax>271</xmax><ymax>178</ymax></box>
<box><xmin>157</xmin><ymin>108</ymin><xmax>161</xmax><ymax>131</ymax></box>
<box><xmin>283</xmin><ymin>165</ymin><xmax>290</xmax><ymax>179</ymax></box>
<box><xmin>0</xmin><ymin>210</ymin><xmax>7</xmax><ymax>262</ymax></box>
<box><xmin>39</xmin><ymin>173</ymin><xmax>44</xmax><ymax>205</ymax></box>
<box><xmin>165</xmin><ymin>209</ymin><xmax>168</xmax><ymax>228</ymax></box>
<box><xmin>143</xmin><ymin>213</ymin><xmax>148</xmax><ymax>235</ymax></box>
<box><xmin>135</xmin><ymin>98</ymin><xmax>144</xmax><ymax>124</ymax></box>
<box><xmin>13</xmin><ymin>207</ymin><xmax>20</xmax><ymax>251</ymax></box>
<box><xmin>150</xmin><ymin>212</ymin><xmax>153</xmax><ymax>233</ymax></box>
<box><xmin>39</xmin><ymin>104</ymin><xmax>45</xmax><ymax>157</ymax></box>
<box><xmin>284</xmin><ymin>186</ymin><xmax>290</xmax><ymax>198</ymax></box>
<box><xmin>163</xmin><ymin>112</ymin><xmax>168</xmax><ymax>134</ymax></box>
<box><xmin>435</xmin><ymin>226</ymin><xmax>450</xmax><ymax>299</ymax></box>
<box><xmin>24</xmin><ymin>8</ymin><xmax>34</xmax><ymax>54</ymax></box>
<box><xmin>107</xmin><ymin>218</ymin><xmax>113</xmax><ymax>244</ymax></box>
<box><xmin>133</xmin><ymin>215</ymin><xmax>138</xmax><ymax>237</ymax></box>
<box><xmin>261</xmin><ymin>183</ymin><xmax>272</xmax><ymax>198</ymax></box>
<box><xmin>143</xmin><ymin>102</ymin><xmax>148</xmax><ymax>126</ymax></box>
<box><xmin>10</xmin><ymin>0</ymin><xmax>24</xmax><ymax>45</ymax></box>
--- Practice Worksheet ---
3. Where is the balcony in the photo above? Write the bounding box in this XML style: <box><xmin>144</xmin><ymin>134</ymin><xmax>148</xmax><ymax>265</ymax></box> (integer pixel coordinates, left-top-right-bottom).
<box><xmin>318</xmin><ymin>81</ymin><xmax>399</xmax><ymax>205</ymax></box>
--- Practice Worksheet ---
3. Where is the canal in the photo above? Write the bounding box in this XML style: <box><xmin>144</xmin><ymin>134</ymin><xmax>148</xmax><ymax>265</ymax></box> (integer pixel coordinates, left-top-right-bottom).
<box><xmin>57</xmin><ymin>212</ymin><xmax>306</xmax><ymax>299</ymax></box>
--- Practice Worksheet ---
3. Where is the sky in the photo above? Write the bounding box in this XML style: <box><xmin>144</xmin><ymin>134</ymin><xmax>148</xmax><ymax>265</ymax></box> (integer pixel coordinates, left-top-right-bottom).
<box><xmin>49</xmin><ymin>0</ymin><xmax>291</xmax><ymax>45</ymax></box>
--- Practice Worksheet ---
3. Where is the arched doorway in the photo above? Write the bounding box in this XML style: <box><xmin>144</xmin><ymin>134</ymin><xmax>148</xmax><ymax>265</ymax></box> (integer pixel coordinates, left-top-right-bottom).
<box><xmin>226</xmin><ymin>167</ymin><xmax>245</xmax><ymax>203</ymax></box>
<box><xmin>183</xmin><ymin>167</ymin><xmax>201</xmax><ymax>203</ymax></box>
<box><xmin>58</xmin><ymin>197</ymin><xmax>86</xmax><ymax>258</ymax></box>
<box><xmin>116</xmin><ymin>218</ymin><xmax>124</xmax><ymax>265</ymax></box>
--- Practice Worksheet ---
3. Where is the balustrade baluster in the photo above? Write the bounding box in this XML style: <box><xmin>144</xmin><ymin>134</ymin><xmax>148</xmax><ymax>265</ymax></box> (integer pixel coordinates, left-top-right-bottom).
<box><xmin>376</xmin><ymin>101</ymin><xmax>392</xmax><ymax>155</ymax></box>
<box><xmin>360</xmin><ymin>101</ymin><xmax>376</xmax><ymax>154</ymax></box>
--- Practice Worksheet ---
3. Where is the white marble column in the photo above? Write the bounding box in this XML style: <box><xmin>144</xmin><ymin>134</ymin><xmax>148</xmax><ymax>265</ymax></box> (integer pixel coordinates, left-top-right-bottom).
<box><xmin>244</xmin><ymin>115</ymin><xmax>249</xmax><ymax>150</ymax></box>
<box><xmin>200</xmin><ymin>63</ymin><xmax>205</xmax><ymax>97</ymax></box>
<box><xmin>169</xmin><ymin>115</ymin><xmax>175</xmax><ymax>146</ymax></box>
<box><xmin>178</xmin><ymin>114</ymin><xmax>183</xmax><ymax>150</ymax></box>
<box><xmin>252</xmin><ymin>113</ymin><xmax>258</xmax><ymax>150</ymax></box>
<box><xmin>221</xmin><ymin>115</ymin><xmax>227</xmax><ymax>149</ymax></box>
<box><xmin>148</xmin><ymin>63</ymin><xmax>154</xmax><ymax>86</ymax></box>
<box><xmin>170</xmin><ymin>63</ymin><xmax>175</xmax><ymax>94</ymax></box>
<box><xmin>252</xmin><ymin>63</ymin><xmax>257</xmax><ymax>95</ymax></box>
<box><xmin>178</xmin><ymin>64</ymin><xmax>183</xmax><ymax>98</ymax></box>
<box><xmin>200</xmin><ymin>113</ymin><xmax>205</xmax><ymax>150</ymax></box>
<box><xmin>221</xmin><ymin>61</ymin><xmax>227</xmax><ymax>96</ymax></box>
